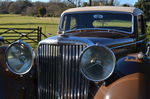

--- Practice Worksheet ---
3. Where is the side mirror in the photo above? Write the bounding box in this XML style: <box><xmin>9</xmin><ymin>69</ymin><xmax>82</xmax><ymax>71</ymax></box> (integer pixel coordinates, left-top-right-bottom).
<box><xmin>146</xmin><ymin>42</ymin><xmax>150</xmax><ymax>56</ymax></box>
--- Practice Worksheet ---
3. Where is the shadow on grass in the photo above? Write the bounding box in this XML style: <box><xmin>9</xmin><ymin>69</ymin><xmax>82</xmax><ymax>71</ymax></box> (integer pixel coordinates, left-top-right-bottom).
<box><xmin>0</xmin><ymin>15</ymin><xmax>21</xmax><ymax>18</ymax></box>
<box><xmin>0</xmin><ymin>23</ymin><xmax>58</xmax><ymax>25</ymax></box>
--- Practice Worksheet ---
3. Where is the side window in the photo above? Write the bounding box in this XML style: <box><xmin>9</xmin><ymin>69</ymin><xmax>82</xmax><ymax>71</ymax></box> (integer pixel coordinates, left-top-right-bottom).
<box><xmin>138</xmin><ymin>15</ymin><xmax>142</xmax><ymax>35</ymax></box>
<box><xmin>62</xmin><ymin>16</ymin><xmax>67</xmax><ymax>30</ymax></box>
<box><xmin>62</xmin><ymin>16</ymin><xmax>77</xmax><ymax>31</ymax></box>
<box><xmin>138</xmin><ymin>15</ymin><xmax>145</xmax><ymax>36</ymax></box>
<box><xmin>70</xmin><ymin>17</ymin><xmax>77</xmax><ymax>29</ymax></box>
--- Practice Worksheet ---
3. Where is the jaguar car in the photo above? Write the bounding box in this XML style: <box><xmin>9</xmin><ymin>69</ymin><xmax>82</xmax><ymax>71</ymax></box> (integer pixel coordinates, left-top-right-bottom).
<box><xmin>0</xmin><ymin>6</ymin><xmax>150</xmax><ymax>99</ymax></box>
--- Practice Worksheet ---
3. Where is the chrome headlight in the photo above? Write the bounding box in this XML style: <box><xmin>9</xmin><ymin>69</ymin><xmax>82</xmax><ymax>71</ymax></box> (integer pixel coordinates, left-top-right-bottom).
<box><xmin>79</xmin><ymin>45</ymin><xmax>116</xmax><ymax>82</ymax></box>
<box><xmin>6</xmin><ymin>40</ymin><xmax>34</xmax><ymax>75</ymax></box>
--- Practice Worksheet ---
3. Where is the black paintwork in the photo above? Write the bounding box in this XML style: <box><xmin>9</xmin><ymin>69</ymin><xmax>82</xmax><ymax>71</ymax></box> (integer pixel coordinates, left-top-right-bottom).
<box><xmin>40</xmin><ymin>35</ymin><xmax>138</xmax><ymax>58</ymax></box>
<box><xmin>116</xmin><ymin>56</ymin><xmax>150</xmax><ymax>77</ymax></box>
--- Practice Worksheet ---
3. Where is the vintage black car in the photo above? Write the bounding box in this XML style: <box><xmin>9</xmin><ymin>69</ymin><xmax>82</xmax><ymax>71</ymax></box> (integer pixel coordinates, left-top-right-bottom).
<box><xmin>0</xmin><ymin>6</ymin><xmax>150</xmax><ymax>99</ymax></box>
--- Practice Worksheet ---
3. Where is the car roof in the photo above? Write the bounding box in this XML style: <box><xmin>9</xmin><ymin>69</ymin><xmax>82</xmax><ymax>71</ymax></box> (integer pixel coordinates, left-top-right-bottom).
<box><xmin>62</xmin><ymin>6</ymin><xmax>143</xmax><ymax>16</ymax></box>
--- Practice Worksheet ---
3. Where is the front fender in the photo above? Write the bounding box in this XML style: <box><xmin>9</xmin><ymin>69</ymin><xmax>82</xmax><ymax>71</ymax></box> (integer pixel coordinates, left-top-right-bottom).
<box><xmin>94</xmin><ymin>53</ymin><xmax>150</xmax><ymax>99</ymax></box>
<box><xmin>115</xmin><ymin>54</ymin><xmax>150</xmax><ymax>76</ymax></box>
<box><xmin>0</xmin><ymin>46</ymin><xmax>37</xmax><ymax>99</ymax></box>
<box><xmin>94</xmin><ymin>73</ymin><xmax>148</xmax><ymax>99</ymax></box>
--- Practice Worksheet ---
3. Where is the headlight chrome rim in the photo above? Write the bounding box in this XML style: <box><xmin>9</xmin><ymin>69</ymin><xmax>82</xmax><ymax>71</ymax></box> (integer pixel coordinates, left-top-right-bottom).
<box><xmin>79</xmin><ymin>45</ymin><xmax>116</xmax><ymax>82</ymax></box>
<box><xmin>6</xmin><ymin>40</ymin><xmax>34</xmax><ymax>75</ymax></box>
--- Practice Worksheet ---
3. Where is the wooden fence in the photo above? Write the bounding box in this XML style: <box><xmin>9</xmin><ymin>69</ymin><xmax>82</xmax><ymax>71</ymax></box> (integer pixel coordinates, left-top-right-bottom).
<box><xmin>0</xmin><ymin>27</ymin><xmax>47</xmax><ymax>44</ymax></box>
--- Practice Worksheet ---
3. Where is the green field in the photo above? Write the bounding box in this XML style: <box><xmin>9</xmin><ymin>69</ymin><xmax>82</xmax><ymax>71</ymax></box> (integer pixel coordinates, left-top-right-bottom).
<box><xmin>0</xmin><ymin>14</ymin><xmax>60</xmax><ymax>36</ymax></box>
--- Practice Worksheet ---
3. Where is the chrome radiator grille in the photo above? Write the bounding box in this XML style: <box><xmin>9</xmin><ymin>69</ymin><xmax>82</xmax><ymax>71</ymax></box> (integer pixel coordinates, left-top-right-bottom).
<box><xmin>38</xmin><ymin>44</ymin><xmax>89</xmax><ymax>99</ymax></box>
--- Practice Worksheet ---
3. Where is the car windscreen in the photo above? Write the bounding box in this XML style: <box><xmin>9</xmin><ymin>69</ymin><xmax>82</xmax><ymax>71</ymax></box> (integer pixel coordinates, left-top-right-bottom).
<box><xmin>60</xmin><ymin>12</ymin><xmax>133</xmax><ymax>33</ymax></box>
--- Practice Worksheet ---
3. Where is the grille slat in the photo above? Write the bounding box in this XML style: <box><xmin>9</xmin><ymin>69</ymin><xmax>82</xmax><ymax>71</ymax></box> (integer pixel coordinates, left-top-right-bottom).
<box><xmin>72</xmin><ymin>45</ymin><xmax>75</xmax><ymax>99</ymax></box>
<box><xmin>38</xmin><ymin>44</ymin><xmax>89</xmax><ymax>99</ymax></box>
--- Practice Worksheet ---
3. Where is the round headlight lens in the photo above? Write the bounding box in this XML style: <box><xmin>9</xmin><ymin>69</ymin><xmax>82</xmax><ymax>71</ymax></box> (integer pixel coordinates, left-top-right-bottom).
<box><xmin>6</xmin><ymin>41</ymin><xmax>34</xmax><ymax>75</ymax></box>
<box><xmin>79</xmin><ymin>45</ymin><xmax>116</xmax><ymax>82</ymax></box>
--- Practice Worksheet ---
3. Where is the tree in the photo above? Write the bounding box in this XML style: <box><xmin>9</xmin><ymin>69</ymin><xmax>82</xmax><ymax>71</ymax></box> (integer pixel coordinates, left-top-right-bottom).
<box><xmin>8</xmin><ymin>2</ymin><xmax>20</xmax><ymax>14</ymax></box>
<box><xmin>66</xmin><ymin>0</ymin><xmax>82</xmax><ymax>6</ymax></box>
<box><xmin>122</xmin><ymin>4</ymin><xmax>131</xmax><ymax>7</ymax></box>
<box><xmin>0</xmin><ymin>1</ymin><xmax>80</xmax><ymax>16</ymax></box>
<box><xmin>90</xmin><ymin>0</ymin><xmax>117</xmax><ymax>6</ymax></box>
<box><xmin>109</xmin><ymin>0</ymin><xmax>114</xmax><ymax>5</ymax></box>
<box><xmin>0</xmin><ymin>1</ymin><xmax>12</xmax><ymax>14</ymax></box>
<box><xmin>135</xmin><ymin>0</ymin><xmax>150</xmax><ymax>20</ymax></box>
<box><xmin>8</xmin><ymin>0</ymin><xmax>32</xmax><ymax>14</ymax></box>
<box><xmin>38</xmin><ymin>7</ymin><xmax>47</xmax><ymax>17</ymax></box>
<box><xmin>46</xmin><ymin>2</ymin><xmax>73</xmax><ymax>17</ymax></box>
<box><xmin>26</xmin><ymin>6</ymin><xmax>35</xmax><ymax>16</ymax></box>
<box><xmin>82</xmin><ymin>2</ymin><xmax>88</xmax><ymax>6</ymax></box>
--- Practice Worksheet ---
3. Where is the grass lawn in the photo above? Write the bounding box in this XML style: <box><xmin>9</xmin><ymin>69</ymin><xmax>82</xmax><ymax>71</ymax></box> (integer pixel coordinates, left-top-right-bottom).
<box><xmin>0</xmin><ymin>14</ymin><xmax>60</xmax><ymax>37</ymax></box>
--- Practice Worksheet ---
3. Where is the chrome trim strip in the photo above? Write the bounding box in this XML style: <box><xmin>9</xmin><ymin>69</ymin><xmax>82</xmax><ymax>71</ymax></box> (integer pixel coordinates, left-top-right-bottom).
<box><xmin>64</xmin><ymin>28</ymin><xmax>132</xmax><ymax>34</ymax></box>
<box><xmin>38</xmin><ymin>36</ymin><xmax>94</xmax><ymax>47</ymax></box>
<box><xmin>111</xmin><ymin>39</ymin><xmax>147</xmax><ymax>50</ymax></box>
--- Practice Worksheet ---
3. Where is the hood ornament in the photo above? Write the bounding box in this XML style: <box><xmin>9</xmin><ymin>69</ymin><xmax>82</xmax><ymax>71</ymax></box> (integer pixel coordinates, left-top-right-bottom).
<box><xmin>60</xmin><ymin>31</ymin><xmax>69</xmax><ymax>38</ymax></box>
